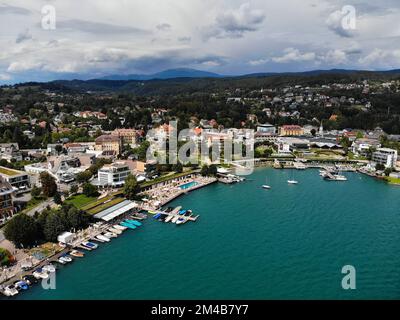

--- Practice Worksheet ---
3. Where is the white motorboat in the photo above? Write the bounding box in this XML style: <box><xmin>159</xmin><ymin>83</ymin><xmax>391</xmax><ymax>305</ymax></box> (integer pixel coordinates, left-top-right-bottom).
<box><xmin>33</xmin><ymin>268</ymin><xmax>49</xmax><ymax>279</ymax></box>
<box><xmin>113</xmin><ymin>224</ymin><xmax>127</xmax><ymax>231</ymax></box>
<box><xmin>103</xmin><ymin>232</ymin><xmax>117</xmax><ymax>238</ymax></box>
<box><xmin>262</xmin><ymin>185</ymin><xmax>271</xmax><ymax>189</ymax></box>
<box><xmin>165</xmin><ymin>215</ymin><xmax>174</xmax><ymax>223</ymax></box>
<box><xmin>287</xmin><ymin>180</ymin><xmax>298</xmax><ymax>184</ymax></box>
<box><xmin>171</xmin><ymin>215</ymin><xmax>180</xmax><ymax>223</ymax></box>
<box><xmin>176</xmin><ymin>217</ymin><xmax>186</xmax><ymax>225</ymax></box>
<box><xmin>42</xmin><ymin>264</ymin><xmax>56</xmax><ymax>273</ymax></box>
<box><xmin>59</xmin><ymin>255</ymin><xmax>72</xmax><ymax>263</ymax></box>
<box><xmin>96</xmin><ymin>234</ymin><xmax>111</xmax><ymax>242</ymax></box>
<box><xmin>81</xmin><ymin>241</ymin><xmax>98</xmax><ymax>249</ymax></box>
<box><xmin>3</xmin><ymin>285</ymin><xmax>19</xmax><ymax>297</ymax></box>
<box><xmin>108</xmin><ymin>227</ymin><xmax>122</xmax><ymax>235</ymax></box>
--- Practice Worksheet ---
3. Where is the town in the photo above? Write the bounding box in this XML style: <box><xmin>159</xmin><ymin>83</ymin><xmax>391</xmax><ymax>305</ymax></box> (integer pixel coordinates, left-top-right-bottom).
<box><xmin>1</xmin><ymin>73</ymin><xmax>400</xmax><ymax>297</ymax></box>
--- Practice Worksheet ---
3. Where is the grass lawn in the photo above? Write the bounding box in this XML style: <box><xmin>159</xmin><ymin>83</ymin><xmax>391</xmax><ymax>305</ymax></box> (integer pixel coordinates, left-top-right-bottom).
<box><xmin>86</xmin><ymin>197</ymin><xmax>125</xmax><ymax>215</ymax></box>
<box><xmin>66</xmin><ymin>194</ymin><xmax>98</xmax><ymax>209</ymax></box>
<box><xmin>0</xmin><ymin>248</ymin><xmax>13</xmax><ymax>266</ymax></box>
<box><xmin>385</xmin><ymin>177</ymin><xmax>400</xmax><ymax>185</ymax></box>
<box><xmin>0</xmin><ymin>166</ymin><xmax>20</xmax><ymax>176</ymax></box>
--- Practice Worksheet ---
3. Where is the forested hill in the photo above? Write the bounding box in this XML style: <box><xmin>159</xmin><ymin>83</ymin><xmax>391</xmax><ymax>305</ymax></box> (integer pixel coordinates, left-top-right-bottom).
<box><xmin>10</xmin><ymin>69</ymin><xmax>400</xmax><ymax>96</ymax></box>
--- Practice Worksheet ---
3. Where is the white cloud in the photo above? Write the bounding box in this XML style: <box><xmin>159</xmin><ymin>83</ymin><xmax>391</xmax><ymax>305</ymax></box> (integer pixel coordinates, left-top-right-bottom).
<box><xmin>248</xmin><ymin>58</ymin><xmax>269</xmax><ymax>66</ymax></box>
<box><xmin>272</xmin><ymin>48</ymin><xmax>316</xmax><ymax>63</ymax></box>
<box><xmin>203</xmin><ymin>2</ymin><xmax>265</xmax><ymax>39</ymax></box>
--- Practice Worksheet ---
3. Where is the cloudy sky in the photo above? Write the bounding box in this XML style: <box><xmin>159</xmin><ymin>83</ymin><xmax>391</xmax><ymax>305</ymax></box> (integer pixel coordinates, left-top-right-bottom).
<box><xmin>0</xmin><ymin>0</ymin><xmax>400</xmax><ymax>84</ymax></box>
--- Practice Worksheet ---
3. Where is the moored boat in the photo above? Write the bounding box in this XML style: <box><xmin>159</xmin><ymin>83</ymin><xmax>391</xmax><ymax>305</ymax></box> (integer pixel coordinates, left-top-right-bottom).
<box><xmin>33</xmin><ymin>268</ymin><xmax>49</xmax><ymax>280</ymax></box>
<box><xmin>42</xmin><ymin>264</ymin><xmax>56</xmax><ymax>273</ymax></box>
<box><xmin>108</xmin><ymin>227</ymin><xmax>122</xmax><ymax>234</ymax></box>
<box><xmin>96</xmin><ymin>234</ymin><xmax>111</xmax><ymax>242</ymax></box>
<box><xmin>171</xmin><ymin>215</ymin><xmax>180</xmax><ymax>223</ymax></box>
<box><xmin>113</xmin><ymin>224</ymin><xmax>127</xmax><ymax>231</ymax></box>
<box><xmin>165</xmin><ymin>215</ymin><xmax>174</xmax><ymax>223</ymax></box>
<box><xmin>81</xmin><ymin>241</ymin><xmax>98</xmax><ymax>250</ymax></box>
<box><xmin>3</xmin><ymin>285</ymin><xmax>19</xmax><ymax>297</ymax></box>
<box><xmin>103</xmin><ymin>232</ymin><xmax>118</xmax><ymax>238</ymax></box>
<box><xmin>70</xmin><ymin>250</ymin><xmax>84</xmax><ymax>258</ymax></box>
<box><xmin>125</xmin><ymin>219</ymin><xmax>142</xmax><ymax>227</ymax></box>
<box><xmin>120</xmin><ymin>221</ymin><xmax>137</xmax><ymax>229</ymax></box>
<box><xmin>176</xmin><ymin>217</ymin><xmax>186</xmax><ymax>225</ymax></box>
<box><xmin>14</xmin><ymin>280</ymin><xmax>29</xmax><ymax>291</ymax></box>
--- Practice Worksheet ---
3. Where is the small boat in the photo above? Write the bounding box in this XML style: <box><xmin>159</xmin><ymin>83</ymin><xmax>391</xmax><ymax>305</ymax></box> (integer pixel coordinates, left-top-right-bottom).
<box><xmin>153</xmin><ymin>213</ymin><xmax>162</xmax><ymax>219</ymax></box>
<box><xmin>96</xmin><ymin>234</ymin><xmax>111</xmax><ymax>242</ymax></box>
<box><xmin>165</xmin><ymin>215</ymin><xmax>174</xmax><ymax>223</ymax></box>
<box><xmin>42</xmin><ymin>264</ymin><xmax>56</xmax><ymax>273</ymax></box>
<box><xmin>171</xmin><ymin>215</ymin><xmax>180</xmax><ymax>223</ymax></box>
<box><xmin>23</xmin><ymin>275</ymin><xmax>38</xmax><ymax>285</ymax></box>
<box><xmin>113</xmin><ymin>225</ymin><xmax>127</xmax><ymax>231</ymax></box>
<box><xmin>14</xmin><ymin>280</ymin><xmax>29</xmax><ymax>291</ymax></box>
<box><xmin>70</xmin><ymin>250</ymin><xmax>84</xmax><ymax>258</ymax></box>
<box><xmin>125</xmin><ymin>219</ymin><xmax>142</xmax><ymax>227</ymax></box>
<box><xmin>33</xmin><ymin>268</ymin><xmax>49</xmax><ymax>280</ymax></box>
<box><xmin>3</xmin><ymin>285</ymin><xmax>19</xmax><ymax>297</ymax></box>
<box><xmin>59</xmin><ymin>255</ymin><xmax>72</xmax><ymax>264</ymax></box>
<box><xmin>103</xmin><ymin>232</ymin><xmax>118</xmax><ymax>238</ymax></box>
<box><xmin>262</xmin><ymin>185</ymin><xmax>271</xmax><ymax>189</ymax></box>
<box><xmin>176</xmin><ymin>217</ymin><xmax>186</xmax><ymax>225</ymax></box>
<box><xmin>120</xmin><ymin>221</ymin><xmax>137</xmax><ymax>229</ymax></box>
<box><xmin>108</xmin><ymin>227</ymin><xmax>122</xmax><ymax>234</ymax></box>
<box><xmin>178</xmin><ymin>210</ymin><xmax>187</xmax><ymax>215</ymax></box>
<box><xmin>287</xmin><ymin>180</ymin><xmax>298</xmax><ymax>184</ymax></box>
<box><xmin>81</xmin><ymin>241</ymin><xmax>98</xmax><ymax>250</ymax></box>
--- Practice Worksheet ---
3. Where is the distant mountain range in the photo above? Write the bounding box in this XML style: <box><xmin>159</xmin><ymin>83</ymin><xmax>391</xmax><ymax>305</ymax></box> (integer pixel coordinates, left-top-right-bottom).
<box><xmin>97</xmin><ymin>68</ymin><xmax>223</xmax><ymax>81</ymax></box>
<box><xmin>95</xmin><ymin>67</ymin><xmax>400</xmax><ymax>81</ymax></box>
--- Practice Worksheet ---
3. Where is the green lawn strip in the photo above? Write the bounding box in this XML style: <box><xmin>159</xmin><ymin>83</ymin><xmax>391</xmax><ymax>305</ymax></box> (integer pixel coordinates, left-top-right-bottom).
<box><xmin>385</xmin><ymin>177</ymin><xmax>400</xmax><ymax>185</ymax></box>
<box><xmin>80</xmin><ymin>195</ymin><xmax>114</xmax><ymax>211</ymax></box>
<box><xmin>86</xmin><ymin>197</ymin><xmax>125</xmax><ymax>215</ymax></box>
<box><xmin>65</xmin><ymin>194</ymin><xmax>97</xmax><ymax>209</ymax></box>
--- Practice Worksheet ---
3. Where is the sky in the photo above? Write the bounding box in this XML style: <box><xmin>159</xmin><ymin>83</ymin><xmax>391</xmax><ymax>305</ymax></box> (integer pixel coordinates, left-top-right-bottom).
<box><xmin>0</xmin><ymin>0</ymin><xmax>400</xmax><ymax>84</ymax></box>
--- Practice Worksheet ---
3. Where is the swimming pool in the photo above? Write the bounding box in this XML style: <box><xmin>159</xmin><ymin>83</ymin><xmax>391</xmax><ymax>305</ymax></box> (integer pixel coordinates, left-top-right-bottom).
<box><xmin>179</xmin><ymin>181</ymin><xmax>199</xmax><ymax>190</ymax></box>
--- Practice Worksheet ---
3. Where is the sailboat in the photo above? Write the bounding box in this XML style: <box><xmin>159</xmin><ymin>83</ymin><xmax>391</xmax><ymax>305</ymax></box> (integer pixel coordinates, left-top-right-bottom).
<box><xmin>262</xmin><ymin>177</ymin><xmax>271</xmax><ymax>189</ymax></box>
<box><xmin>287</xmin><ymin>170</ymin><xmax>298</xmax><ymax>184</ymax></box>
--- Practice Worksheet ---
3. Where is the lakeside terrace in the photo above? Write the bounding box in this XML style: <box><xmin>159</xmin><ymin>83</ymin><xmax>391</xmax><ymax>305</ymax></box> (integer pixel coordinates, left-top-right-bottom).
<box><xmin>140</xmin><ymin>174</ymin><xmax>217</xmax><ymax>209</ymax></box>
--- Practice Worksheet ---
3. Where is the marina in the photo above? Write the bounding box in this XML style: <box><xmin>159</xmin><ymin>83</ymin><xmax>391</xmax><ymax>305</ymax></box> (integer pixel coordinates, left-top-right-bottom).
<box><xmin>1</xmin><ymin>167</ymin><xmax>399</xmax><ymax>299</ymax></box>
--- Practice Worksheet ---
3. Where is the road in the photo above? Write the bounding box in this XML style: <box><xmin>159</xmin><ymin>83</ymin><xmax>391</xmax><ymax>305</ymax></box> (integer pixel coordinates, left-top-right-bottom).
<box><xmin>24</xmin><ymin>198</ymin><xmax>55</xmax><ymax>217</ymax></box>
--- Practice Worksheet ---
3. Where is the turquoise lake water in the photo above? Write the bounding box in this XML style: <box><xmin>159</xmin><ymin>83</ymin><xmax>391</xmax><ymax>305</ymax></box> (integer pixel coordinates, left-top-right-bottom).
<box><xmin>14</xmin><ymin>168</ymin><xmax>400</xmax><ymax>299</ymax></box>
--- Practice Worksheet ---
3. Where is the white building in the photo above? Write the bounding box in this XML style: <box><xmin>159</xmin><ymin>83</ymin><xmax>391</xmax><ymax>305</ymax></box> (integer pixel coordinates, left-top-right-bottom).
<box><xmin>97</xmin><ymin>162</ymin><xmax>131</xmax><ymax>187</ymax></box>
<box><xmin>372</xmin><ymin>148</ymin><xmax>398</xmax><ymax>168</ymax></box>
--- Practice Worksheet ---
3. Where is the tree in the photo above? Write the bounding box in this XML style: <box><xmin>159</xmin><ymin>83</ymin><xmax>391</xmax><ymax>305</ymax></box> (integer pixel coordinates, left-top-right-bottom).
<box><xmin>64</xmin><ymin>205</ymin><xmax>91</xmax><ymax>231</ymax></box>
<box><xmin>70</xmin><ymin>184</ymin><xmax>79</xmax><ymax>194</ymax></box>
<box><xmin>172</xmin><ymin>162</ymin><xmax>183</xmax><ymax>173</ymax></box>
<box><xmin>31</xmin><ymin>185</ymin><xmax>42</xmax><ymax>199</ymax></box>
<box><xmin>53</xmin><ymin>192</ymin><xmax>62</xmax><ymax>205</ymax></box>
<box><xmin>200</xmin><ymin>165</ymin><xmax>209</xmax><ymax>176</ymax></box>
<box><xmin>43</xmin><ymin>211</ymin><xmax>68</xmax><ymax>242</ymax></box>
<box><xmin>55</xmin><ymin>144</ymin><xmax>63</xmax><ymax>155</ymax></box>
<box><xmin>375</xmin><ymin>163</ymin><xmax>385</xmax><ymax>171</ymax></box>
<box><xmin>208</xmin><ymin>164</ymin><xmax>218</xmax><ymax>176</ymax></box>
<box><xmin>384</xmin><ymin>168</ymin><xmax>393</xmax><ymax>176</ymax></box>
<box><xmin>123</xmin><ymin>174</ymin><xmax>140</xmax><ymax>200</ymax></box>
<box><xmin>310</xmin><ymin>128</ymin><xmax>316</xmax><ymax>137</ymax></box>
<box><xmin>4</xmin><ymin>214</ymin><xmax>40</xmax><ymax>248</ymax></box>
<box><xmin>40</xmin><ymin>172</ymin><xmax>57</xmax><ymax>197</ymax></box>
<box><xmin>76</xmin><ymin>171</ymin><xmax>92</xmax><ymax>184</ymax></box>
<box><xmin>82</xmin><ymin>183</ymin><xmax>98</xmax><ymax>197</ymax></box>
